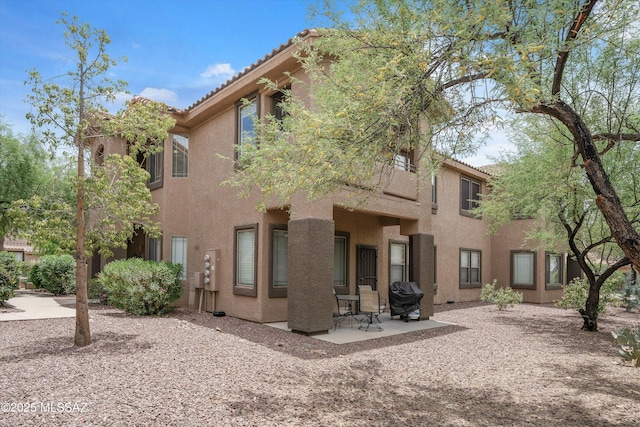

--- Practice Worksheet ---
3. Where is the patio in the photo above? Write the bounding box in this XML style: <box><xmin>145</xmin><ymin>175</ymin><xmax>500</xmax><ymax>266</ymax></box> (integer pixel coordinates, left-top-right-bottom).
<box><xmin>266</xmin><ymin>313</ymin><xmax>456</xmax><ymax>344</ymax></box>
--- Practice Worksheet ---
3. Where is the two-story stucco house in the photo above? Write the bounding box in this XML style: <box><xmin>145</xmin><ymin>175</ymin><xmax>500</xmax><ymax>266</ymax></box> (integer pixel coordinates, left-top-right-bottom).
<box><xmin>91</xmin><ymin>30</ymin><xmax>574</xmax><ymax>335</ymax></box>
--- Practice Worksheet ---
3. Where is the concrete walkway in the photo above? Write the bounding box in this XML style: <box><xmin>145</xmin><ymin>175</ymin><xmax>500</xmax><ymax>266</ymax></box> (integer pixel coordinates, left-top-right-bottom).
<box><xmin>0</xmin><ymin>290</ymin><xmax>76</xmax><ymax>321</ymax></box>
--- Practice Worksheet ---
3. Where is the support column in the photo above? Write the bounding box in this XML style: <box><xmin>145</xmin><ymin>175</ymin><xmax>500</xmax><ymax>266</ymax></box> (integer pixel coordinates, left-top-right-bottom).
<box><xmin>409</xmin><ymin>233</ymin><xmax>435</xmax><ymax>319</ymax></box>
<box><xmin>287</xmin><ymin>218</ymin><xmax>335</xmax><ymax>334</ymax></box>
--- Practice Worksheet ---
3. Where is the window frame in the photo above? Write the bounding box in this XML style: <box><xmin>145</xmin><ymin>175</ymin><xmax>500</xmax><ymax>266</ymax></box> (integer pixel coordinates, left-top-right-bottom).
<box><xmin>171</xmin><ymin>134</ymin><xmax>189</xmax><ymax>178</ymax></box>
<box><xmin>460</xmin><ymin>175</ymin><xmax>481</xmax><ymax>217</ymax></box>
<box><xmin>511</xmin><ymin>250</ymin><xmax>537</xmax><ymax>289</ymax></box>
<box><xmin>389</xmin><ymin>240</ymin><xmax>409</xmax><ymax>285</ymax></box>
<box><xmin>393</xmin><ymin>150</ymin><xmax>416</xmax><ymax>172</ymax></box>
<box><xmin>170</xmin><ymin>236</ymin><xmax>187</xmax><ymax>280</ymax></box>
<box><xmin>271</xmin><ymin>86</ymin><xmax>290</xmax><ymax>123</ymax></box>
<box><xmin>147</xmin><ymin>236</ymin><xmax>162</xmax><ymax>261</ymax></box>
<box><xmin>545</xmin><ymin>252</ymin><xmax>564</xmax><ymax>289</ymax></box>
<box><xmin>234</xmin><ymin>224</ymin><xmax>258</xmax><ymax>297</ymax></box>
<box><xmin>268</xmin><ymin>224</ymin><xmax>288</xmax><ymax>298</ymax></box>
<box><xmin>147</xmin><ymin>148</ymin><xmax>164</xmax><ymax>190</ymax></box>
<box><xmin>333</xmin><ymin>231</ymin><xmax>350</xmax><ymax>294</ymax></box>
<box><xmin>431</xmin><ymin>174</ymin><xmax>438</xmax><ymax>213</ymax></box>
<box><xmin>235</xmin><ymin>92</ymin><xmax>259</xmax><ymax>164</ymax></box>
<box><xmin>459</xmin><ymin>248</ymin><xmax>482</xmax><ymax>288</ymax></box>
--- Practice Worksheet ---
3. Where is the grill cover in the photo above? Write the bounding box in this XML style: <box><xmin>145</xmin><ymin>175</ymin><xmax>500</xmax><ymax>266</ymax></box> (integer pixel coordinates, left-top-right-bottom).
<box><xmin>389</xmin><ymin>281</ymin><xmax>424</xmax><ymax>316</ymax></box>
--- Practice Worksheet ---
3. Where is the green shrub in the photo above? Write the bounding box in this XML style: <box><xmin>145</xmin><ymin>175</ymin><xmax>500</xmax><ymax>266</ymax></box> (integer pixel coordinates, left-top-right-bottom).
<box><xmin>37</xmin><ymin>254</ymin><xmax>76</xmax><ymax>295</ymax></box>
<box><xmin>88</xmin><ymin>278</ymin><xmax>109</xmax><ymax>304</ymax></box>
<box><xmin>481</xmin><ymin>280</ymin><xmax>524</xmax><ymax>311</ymax></box>
<box><xmin>0</xmin><ymin>251</ymin><xmax>20</xmax><ymax>305</ymax></box>
<box><xmin>29</xmin><ymin>263</ymin><xmax>42</xmax><ymax>288</ymax></box>
<box><xmin>97</xmin><ymin>258</ymin><xmax>183</xmax><ymax>315</ymax></box>
<box><xmin>17</xmin><ymin>261</ymin><xmax>33</xmax><ymax>278</ymax></box>
<box><xmin>612</xmin><ymin>323</ymin><xmax>640</xmax><ymax>367</ymax></box>
<box><xmin>555</xmin><ymin>276</ymin><xmax>621</xmax><ymax>313</ymax></box>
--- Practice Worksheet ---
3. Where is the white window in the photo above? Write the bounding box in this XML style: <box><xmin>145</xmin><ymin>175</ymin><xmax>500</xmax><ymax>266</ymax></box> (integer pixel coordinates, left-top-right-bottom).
<box><xmin>171</xmin><ymin>236</ymin><xmax>187</xmax><ymax>280</ymax></box>
<box><xmin>512</xmin><ymin>251</ymin><xmax>535</xmax><ymax>287</ymax></box>
<box><xmin>172</xmin><ymin>134</ymin><xmax>188</xmax><ymax>178</ymax></box>
<box><xmin>393</xmin><ymin>152</ymin><xmax>414</xmax><ymax>172</ymax></box>
<box><xmin>390</xmin><ymin>242</ymin><xmax>408</xmax><ymax>284</ymax></box>
<box><xmin>236</xmin><ymin>228</ymin><xmax>256</xmax><ymax>287</ymax></box>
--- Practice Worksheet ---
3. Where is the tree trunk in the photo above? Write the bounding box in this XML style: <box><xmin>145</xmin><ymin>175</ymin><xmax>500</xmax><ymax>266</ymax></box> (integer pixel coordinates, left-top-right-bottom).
<box><xmin>532</xmin><ymin>101</ymin><xmax>640</xmax><ymax>274</ymax></box>
<box><xmin>74</xmin><ymin>70</ymin><xmax>91</xmax><ymax>346</ymax></box>
<box><xmin>74</xmin><ymin>141</ymin><xmax>91</xmax><ymax>347</ymax></box>
<box><xmin>580</xmin><ymin>283</ymin><xmax>602</xmax><ymax>331</ymax></box>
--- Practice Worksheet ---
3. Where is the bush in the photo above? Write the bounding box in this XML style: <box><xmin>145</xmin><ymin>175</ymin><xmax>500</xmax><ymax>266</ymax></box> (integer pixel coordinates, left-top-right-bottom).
<box><xmin>88</xmin><ymin>278</ymin><xmax>109</xmax><ymax>304</ymax></box>
<box><xmin>555</xmin><ymin>276</ymin><xmax>621</xmax><ymax>313</ymax></box>
<box><xmin>0</xmin><ymin>251</ymin><xmax>20</xmax><ymax>305</ymax></box>
<box><xmin>17</xmin><ymin>261</ymin><xmax>33</xmax><ymax>278</ymax></box>
<box><xmin>37</xmin><ymin>254</ymin><xmax>76</xmax><ymax>295</ymax></box>
<box><xmin>29</xmin><ymin>263</ymin><xmax>42</xmax><ymax>288</ymax></box>
<box><xmin>481</xmin><ymin>280</ymin><xmax>524</xmax><ymax>311</ymax></box>
<box><xmin>97</xmin><ymin>258</ymin><xmax>183</xmax><ymax>315</ymax></box>
<box><xmin>612</xmin><ymin>323</ymin><xmax>640</xmax><ymax>367</ymax></box>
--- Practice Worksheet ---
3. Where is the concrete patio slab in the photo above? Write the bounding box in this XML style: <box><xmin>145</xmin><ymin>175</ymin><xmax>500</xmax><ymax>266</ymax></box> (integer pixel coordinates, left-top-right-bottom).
<box><xmin>266</xmin><ymin>312</ymin><xmax>456</xmax><ymax>344</ymax></box>
<box><xmin>0</xmin><ymin>290</ymin><xmax>76</xmax><ymax>322</ymax></box>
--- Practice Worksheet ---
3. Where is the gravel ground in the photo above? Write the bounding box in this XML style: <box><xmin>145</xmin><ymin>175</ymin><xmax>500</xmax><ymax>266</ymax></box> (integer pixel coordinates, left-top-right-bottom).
<box><xmin>1</xmin><ymin>301</ymin><xmax>638</xmax><ymax>427</ymax></box>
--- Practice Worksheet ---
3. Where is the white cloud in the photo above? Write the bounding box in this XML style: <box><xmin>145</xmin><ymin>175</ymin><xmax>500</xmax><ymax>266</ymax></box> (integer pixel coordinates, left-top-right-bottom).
<box><xmin>200</xmin><ymin>63</ymin><xmax>235</xmax><ymax>79</ymax></box>
<box><xmin>138</xmin><ymin>87</ymin><xmax>179</xmax><ymax>105</ymax></box>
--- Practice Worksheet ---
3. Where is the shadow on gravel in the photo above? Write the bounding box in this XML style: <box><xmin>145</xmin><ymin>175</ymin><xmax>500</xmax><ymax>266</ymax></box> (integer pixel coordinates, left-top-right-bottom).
<box><xmin>487</xmin><ymin>308</ymin><xmax>621</xmax><ymax>358</ymax></box>
<box><xmin>173</xmin><ymin>310</ymin><xmax>468</xmax><ymax>360</ymax></box>
<box><xmin>0</xmin><ymin>331</ymin><xmax>152</xmax><ymax>364</ymax></box>
<box><xmin>226</xmin><ymin>367</ymin><xmax>626</xmax><ymax>427</ymax></box>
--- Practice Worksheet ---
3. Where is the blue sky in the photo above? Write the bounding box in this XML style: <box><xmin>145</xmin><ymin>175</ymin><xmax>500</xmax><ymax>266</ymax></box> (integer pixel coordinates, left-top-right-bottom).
<box><xmin>0</xmin><ymin>0</ymin><xmax>503</xmax><ymax>166</ymax></box>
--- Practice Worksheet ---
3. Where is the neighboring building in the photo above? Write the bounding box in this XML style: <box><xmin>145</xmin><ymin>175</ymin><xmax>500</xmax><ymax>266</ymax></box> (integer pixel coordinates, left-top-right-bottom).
<box><xmin>1</xmin><ymin>237</ymin><xmax>37</xmax><ymax>263</ymax></box>
<box><xmin>91</xmin><ymin>29</ymin><xmax>572</xmax><ymax>334</ymax></box>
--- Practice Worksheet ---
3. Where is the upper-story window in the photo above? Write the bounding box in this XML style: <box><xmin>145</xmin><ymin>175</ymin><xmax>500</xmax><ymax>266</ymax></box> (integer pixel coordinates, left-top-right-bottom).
<box><xmin>460</xmin><ymin>175</ymin><xmax>481</xmax><ymax>216</ymax></box>
<box><xmin>271</xmin><ymin>88</ymin><xmax>289</xmax><ymax>123</ymax></box>
<box><xmin>95</xmin><ymin>144</ymin><xmax>105</xmax><ymax>166</ymax></box>
<box><xmin>236</xmin><ymin>95</ymin><xmax>258</xmax><ymax>161</ymax></box>
<box><xmin>172</xmin><ymin>134</ymin><xmax>189</xmax><ymax>178</ymax></box>
<box><xmin>394</xmin><ymin>151</ymin><xmax>415</xmax><ymax>172</ymax></box>
<box><xmin>147</xmin><ymin>149</ymin><xmax>163</xmax><ymax>190</ymax></box>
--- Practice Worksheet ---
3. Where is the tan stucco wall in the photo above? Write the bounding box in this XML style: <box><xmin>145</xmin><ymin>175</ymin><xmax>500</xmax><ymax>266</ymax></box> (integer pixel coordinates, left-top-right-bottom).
<box><xmin>491</xmin><ymin>220</ymin><xmax>565</xmax><ymax>304</ymax></box>
<box><xmin>431</xmin><ymin>163</ymin><xmax>492</xmax><ymax>304</ymax></box>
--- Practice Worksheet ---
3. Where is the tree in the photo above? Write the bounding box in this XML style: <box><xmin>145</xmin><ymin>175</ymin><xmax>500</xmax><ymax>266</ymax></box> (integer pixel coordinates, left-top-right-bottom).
<box><xmin>21</xmin><ymin>14</ymin><xmax>175</xmax><ymax>347</ymax></box>
<box><xmin>0</xmin><ymin>119</ymin><xmax>49</xmax><ymax>248</ymax></box>
<box><xmin>230</xmin><ymin>0</ymin><xmax>639</xmax><ymax>329</ymax></box>
<box><xmin>479</xmin><ymin>117</ymin><xmax>640</xmax><ymax>330</ymax></box>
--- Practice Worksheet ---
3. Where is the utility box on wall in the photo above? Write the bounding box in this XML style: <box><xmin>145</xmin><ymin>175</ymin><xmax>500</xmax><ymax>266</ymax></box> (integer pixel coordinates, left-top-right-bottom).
<box><xmin>203</xmin><ymin>249</ymin><xmax>220</xmax><ymax>291</ymax></box>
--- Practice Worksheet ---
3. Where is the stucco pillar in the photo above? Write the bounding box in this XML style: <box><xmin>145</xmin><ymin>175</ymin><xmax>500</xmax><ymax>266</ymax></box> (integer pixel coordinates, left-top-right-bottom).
<box><xmin>409</xmin><ymin>233</ymin><xmax>435</xmax><ymax>318</ymax></box>
<box><xmin>287</xmin><ymin>218</ymin><xmax>335</xmax><ymax>334</ymax></box>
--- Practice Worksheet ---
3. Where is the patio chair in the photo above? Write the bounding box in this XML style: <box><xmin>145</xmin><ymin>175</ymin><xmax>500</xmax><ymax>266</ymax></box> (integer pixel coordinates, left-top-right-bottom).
<box><xmin>358</xmin><ymin>287</ymin><xmax>383</xmax><ymax>331</ymax></box>
<box><xmin>358</xmin><ymin>285</ymin><xmax>387</xmax><ymax>323</ymax></box>
<box><xmin>333</xmin><ymin>289</ymin><xmax>355</xmax><ymax>330</ymax></box>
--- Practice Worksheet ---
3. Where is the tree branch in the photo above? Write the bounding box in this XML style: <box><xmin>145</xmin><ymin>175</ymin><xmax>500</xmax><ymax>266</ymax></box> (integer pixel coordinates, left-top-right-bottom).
<box><xmin>552</xmin><ymin>0</ymin><xmax>599</xmax><ymax>95</ymax></box>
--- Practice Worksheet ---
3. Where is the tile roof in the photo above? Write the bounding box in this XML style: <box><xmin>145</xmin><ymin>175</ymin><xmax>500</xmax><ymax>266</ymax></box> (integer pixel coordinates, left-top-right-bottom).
<box><xmin>186</xmin><ymin>29</ymin><xmax>315</xmax><ymax>111</ymax></box>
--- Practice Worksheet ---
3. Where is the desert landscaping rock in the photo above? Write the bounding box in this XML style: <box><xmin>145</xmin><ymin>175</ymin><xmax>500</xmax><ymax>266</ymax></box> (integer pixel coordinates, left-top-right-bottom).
<box><xmin>1</xmin><ymin>302</ymin><xmax>638</xmax><ymax>426</ymax></box>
